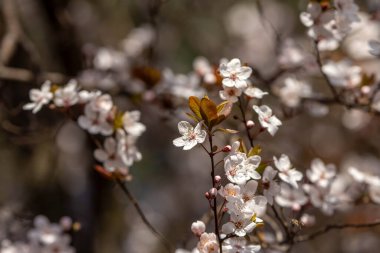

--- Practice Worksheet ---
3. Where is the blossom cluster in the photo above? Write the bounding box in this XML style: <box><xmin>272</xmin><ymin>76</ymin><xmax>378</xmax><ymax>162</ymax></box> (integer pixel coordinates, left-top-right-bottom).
<box><xmin>23</xmin><ymin>80</ymin><xmax>145</xmax><ymax>179</ymax></box>
<box><xmin>0</xmin><ymin>215</ymin><xmax>75</xmax><ymax>253</ymax></box>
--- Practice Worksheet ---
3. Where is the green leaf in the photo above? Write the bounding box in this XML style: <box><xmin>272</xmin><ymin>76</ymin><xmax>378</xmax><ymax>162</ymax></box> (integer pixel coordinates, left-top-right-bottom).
<box><xmin>248</xmin><ymin>145</ymin><xmax>262</xmax><ymax>157</ymax></box>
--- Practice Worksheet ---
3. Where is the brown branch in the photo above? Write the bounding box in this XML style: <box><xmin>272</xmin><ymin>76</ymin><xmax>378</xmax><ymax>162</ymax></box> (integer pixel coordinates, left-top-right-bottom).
<box><xmin>207</xmin><ymin>133</ymin><xmax>223</xmax><ymax>253</ymax></box>
<box><xmin>238</xmin><ymin>96</ymin><xmax>254</xmax><ymax>147</ymax></box>
<box><xmin>115</xmin><ymin>179</ymin><xmax>173</xmax><ymax>252</ymax></box>
<box><xmin>313</xmin><ymin>41</ymin><xmax>340</xmax><ymax>102</ymax></box>
<box><xmin>294</xmin><ymin>220</ymin><xmax>380</xmax><ymax>243</ymax></box>
<box><xmin>0</xmin><ymin>65</ymin><xmax>68</xmax><ymax>83</ymax></box>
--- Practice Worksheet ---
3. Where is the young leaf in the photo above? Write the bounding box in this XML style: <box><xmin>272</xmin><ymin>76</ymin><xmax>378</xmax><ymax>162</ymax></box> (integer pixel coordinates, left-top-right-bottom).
<box><xmin>248</xmin><ymin>145</ymin><xmax>262</xmax><ymax>157</ymax></box>
<box><xmin>188</xmin><ymin>96</ymin><xmax>202</xmax><ymax>120</ymax></box>
<box><xmin>200</xmin><ymin>97</ymin><xmax>218</xmax><ymax>127</ymax></box>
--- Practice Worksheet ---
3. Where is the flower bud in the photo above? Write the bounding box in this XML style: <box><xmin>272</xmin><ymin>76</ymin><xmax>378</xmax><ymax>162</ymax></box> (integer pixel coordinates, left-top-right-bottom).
<box><xmin>214</xmin><ymin>175</ymin><xmax>222</xmax><ymax>184</ymax></box>
<box><xmin>191</xmin><ymin>220</ymin><xmax>206</xmax><ymax>236</ymax></box>
<box><xmin>222</xmin><ymin>145</ymin><xmax>232</xmax><ymax>152</ymax></box>
<box><xmin>209</xmin><ymin>188</ymin><xmax>218</xmax><ymax>199</ymax></box>
<box><xmin>361</xmin><ymin>86</ymin><xmax>371</xmax><ymax>95</ymax></box>
<box><xmin>246</xmin><ymin>120</ymin><xmax>255</xmax><ymax>129</ymax></box>
<box><xmin>300</xmin><ymin>214</ymin><xmax>316</xmax><ymax>227</ymax></box>
<box><xmin>205</xmin><ymin>192</ymin><xmax>211</xmax><ymax>199</ymax></box>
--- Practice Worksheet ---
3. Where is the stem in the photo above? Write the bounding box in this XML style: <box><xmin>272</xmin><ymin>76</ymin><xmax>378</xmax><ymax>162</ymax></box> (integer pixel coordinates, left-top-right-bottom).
<box><xmin>116</xmin><ymin>179</ymin><xmax>172</xmax><ymax>252</ymax></box>
<box><xmin>294</xmin><ymin>220</ymin><xmax>380</xmax><ymax>243</ymax></box>
<box><xmin>208</xmin><ymin>134</ymin><xmax>223</xmax><ymax>252</ymax></box>
<box><xmin>238</xmin><ymin>97</ymin><xmax>254</xmax><ymax>147</ymax></box>
<box><xmin>313</xmin><ymin>41</ymin><xmax>340</xmax><ymax>101</ymax></box>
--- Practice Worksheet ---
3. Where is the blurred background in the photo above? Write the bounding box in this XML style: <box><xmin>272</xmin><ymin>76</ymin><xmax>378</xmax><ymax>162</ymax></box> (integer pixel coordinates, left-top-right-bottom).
<box><xmin>1</xmin><ymin>0</ymin><xmax>380</xmax><ymax>252</ymax></box>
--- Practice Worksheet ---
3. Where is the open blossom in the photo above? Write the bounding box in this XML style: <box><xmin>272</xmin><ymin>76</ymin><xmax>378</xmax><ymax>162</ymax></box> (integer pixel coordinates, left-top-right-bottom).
<box><xmin>173</xmin><ymin>121</ymin><xmax>206</xmax><ymax>150</ymax></box>
<box><xmin>27</xmin><ymin>215</ymin><xmax>75</xmax><ymax>253</ymax></box>
<box><xmin>193</xmin><ymin>57</ymin><xmax>217</xmax><ymax>84</ymax></box>
<box><xmin>23</xmin><ymin>81</ymin><xmax>53</xmax><ymax>113</ymax></box>
<box><xmin>273</xmin><ymin>154</ymin><xmax>303</xmax><ymax>188</ymax></box>
<box><xmin>122</xmin><ymin>111</ymin><xmax>146</xmax><ymax>137</ymax></box>
<box><xmin>243</xmin><ymin>86</ymin><xmax>268</xmax><ymax>99</ymax></box>
<box><xmin>219</xmin><ymin>183</ymin><xmax>241</xmax><ymax>201</ymax></box>
<box><xmin>222</xmin><ymin>238</ymin><xmax>260</xmax><ymax>253</ymax></box>
<box><xmin>334</xmin><ymin>0</ymin><xmax>360</xmax><ymax>35</ymax></box>
<box><xmin>275</xmin><ymin>183</ymin><xmax>308</xmax><ymax>211</ymax></box>
<box><xmin>116</xmin><ymin>130</ymin><xmax>142</xmax><ymax>167</ymax></box>
<box><xmin>303</xmin><ymin>184</ymin><xmax>336</xmax><ymax>215</ymax></box>
<box><xmin>224</xmin><ymin>152</ymin><xmax>261</xmax><ymax>185</ymax></box>
<box><xmin>78</xmin><ymin>94</ymin><xmax>114</xmax><ymax>135</ymax></box>
<box><xmin>262</xmin><ymin>166</ymin><xmax>280</xmax><ymax>205</ymax></box>
<box><xmin>94</xmin><ymin>137</ymin><xmax>127</xmax><ymax>172</ymax></box>
<box><xmin>219</xmin><ymin>58</ymin><xmax>252</xmax><ymax>89</ymax></box>
<box><xmin>253</xmin><ymin>105</ymin><xmax>282</xmax><ymax>136</ymax></box>
<box><xmin>53</xmin><ymin>80</ymin><xmax>79</xmax><ymax>107</ymax></box>
<box><xmin>369</xmin><ymin>40</ymin><xmax>380</xmax><ymax>57</ymax></box>
<box><xmin>277</xmin><ymin>77</ymin><xmax>312</xmax><ymax>107</ymax></box>
<box><xmin>307</xmin><ymin>158</ymin><xmax>336</xmax><ymax>188</ymax></box>
<box><xmin>221</xmin><ymin>213</ymin><xmax>262</xmax><ymax>237</ymax></box>
<box><xmin>219</xmin><ymin>85</ymin><xmax>242</xmax><ymax>103</ymax></box>
<box><xmin>300</xmin><ymin>2</ymin><xmax>335</xmax><ymax>40</ymax></box>
<box><xmin>322</xmin><ymin>60</ymin><xmax>362</xmax><ymax>88</ymax></box>
<box><xmin>197</xmin><ymin>233</ymin><xmax>219</xmax><ymax>253</ymax></box>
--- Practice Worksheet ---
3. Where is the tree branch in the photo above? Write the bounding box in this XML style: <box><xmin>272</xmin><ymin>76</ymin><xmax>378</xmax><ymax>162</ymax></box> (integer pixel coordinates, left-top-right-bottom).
<box><xmin>294</xmin><ymin>220</ymin><xmax>380</xmax><ymax>243</ymax></box>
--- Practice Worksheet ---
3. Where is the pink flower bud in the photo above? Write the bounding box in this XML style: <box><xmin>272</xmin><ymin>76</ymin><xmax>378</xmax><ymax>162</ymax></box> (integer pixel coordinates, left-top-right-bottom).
<box><xmin>205</xmin><ymin>192</ymin><xmax>211</xmax><ymax>199</ymax></box>
<box><xmin>209</xmin><ymin>188</ymin><xmax>218</xmax><ymax>198</ymax></box>
<box><xmin>361</xmin><ymin>86</ymin><xmax>371</xmax><ymax>95</ymax></box>
<box><xmin>191</xmin><ymin>220</ymin><xmax>206</xmax><ymax>236</ymax></box>
<box><xmin>214</xmin><ymin>175</ymin><xmax>222</xmax><ymax>184</ymax></box>
<box><xmin>246</xmin><ymin>120</ymin><xmax>255</xmax><ymax>128</ymax></box>
<box><xmin>222</xmin><ymin>145</ymin><xmax>232</xmax><ymax>152</ymax></box>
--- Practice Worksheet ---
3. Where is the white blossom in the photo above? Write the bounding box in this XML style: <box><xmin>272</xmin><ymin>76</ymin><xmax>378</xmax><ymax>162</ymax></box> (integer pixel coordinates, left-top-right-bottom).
<box><xmin>243</xmin><ymin>86</ymin><xmax>268</xmax><ymax>99</ymax></box>
<box><xmin>322</xmin><ymin>60</ymin><xmax>362</xmax><ymax>88</ymax></box>
<box><xmin>197</xmin><ymin>233</ymin><xmax>219</xmax><ymax>253</ymax></box>
<box><xmin>262</xmin><ymin>166</ymin><xmax>280</xmax><ymax>205</ymax></box>
<box><xmin>275</xmin><ymin>183</ymin><xmax>308</xmax><ymax>211</ymax></box>
<box><xmin>221</xmin><ymin>213</ymin><xmax>261</xmax><ymax>237</ymax></box>
<box><xmin>219</xmin><ymin>85</ymin><xmax>242</xmax><ymax>103</ymax></box>
<box><xmin>273</xmin><ymin>154</ymin><xmax>303</xmax><ymax>188</ymax></box>
<box><xmin>122</xmin><ymin>111</ymin><xmax>146</xmax><ymax>137</ymax></box>
<box><xmin>173</xmin><ymin>121</ymin><xmax>206</xmax><ymax>150</ymax></box>
<box><xmin>307</xmin><ymin>158</ymin><xmax>336</xmax><ymax>188</ymax></box>
<box><xmin>277</xmin><ymin>77</ymin><xmax>311</xmax><ymax>107</ymax></box>
<box><xmin>23</xmin><ymin>81</ymin><xmax>53</xmax><ymax>113</ymax></box>
<box><xmin>94</xmin><ymin>137</ymin><xmax>127</xmax><ymax>172</ymax></box>
<box><xmin>222</xmin><ymin>238</ymin><xmax>260</xmax><ymax>253</ymax></box>
<box><xmin>224</xmin><ymin>152</ymin><xmax>261</xmax><ymax>185</ymax></box>
<box><xmin>219</xmin><ymin>58</ymin><xmax>252</xmax><ymax>89</ymax></box>
<box><xmin>53</xmin><ymin>80</ymin><xmax>79</xmax><ymax>107</ymax></box>
<box><xmin>252</xmin><ymin>105</ymin><xmax>282</xmax><ymax>136</ymax></box>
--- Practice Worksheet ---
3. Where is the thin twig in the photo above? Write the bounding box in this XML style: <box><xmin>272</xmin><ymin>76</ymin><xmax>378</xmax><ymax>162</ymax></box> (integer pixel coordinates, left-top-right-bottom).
<box><xmin>207</xmin><ymin>134</ymin><xmax>223</xmax><ymax>253</ymax></box>
<box><xmin>237</xmin><ymin>97</ymin><xmax>254</xmax><ymax>147</ymax></box>
<box><xmin>294</xmin><ymin>220</ymin><xmax>380</xmax><ymax>243</ymax></box>
<box><xmin>115</xmin><ymin>179</ymin><xmax>173</xmax><ymax>252</ymax></box>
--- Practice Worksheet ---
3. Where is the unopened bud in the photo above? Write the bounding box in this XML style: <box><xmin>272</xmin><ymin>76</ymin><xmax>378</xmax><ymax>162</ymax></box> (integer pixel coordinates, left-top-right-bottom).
<box><xmin>222</xmin><ymin>145</ymin><xmax>232</xmax><ymax>152</ymax></box>
<box><xmin>246</xmin><ymin>120</ymin><xmax>255</xmax><ymax>129</ymax></box>
<box><xmin>191</xmin><ymin>220</ymin><xmax>206</xmax><ymax>236</ymax></box>
<box><xmin>209</xmin><ymin>188</ymin><xmax>218</xmax><ymax>199</ymax></box>
<box><xmin>361</xmin><ymin>86</ymin><xmax>371</xmax><ymax>95</ymax></box>
<box><xmin>205</xmin><ymin>192</ymin><xmax>211</xmax><ymax>199</ymax></box>
<box><xmin>214</xmin><ymin>175</ymin><xmax>222</xmax><ymax>184</ymax></box>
